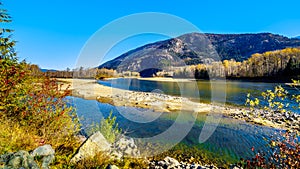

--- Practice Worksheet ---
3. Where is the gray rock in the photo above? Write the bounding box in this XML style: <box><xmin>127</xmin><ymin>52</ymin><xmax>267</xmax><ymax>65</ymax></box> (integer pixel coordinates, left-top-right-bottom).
<box><xmin>70</xmin><ymin>131</ymin><xmax>111</xmax><ymax>163</ymax></box>
<box><xmin>31</xmin><ymin>144</ymin><xmax>55</xmax><ymax>169</ymax></box>
<box><xmin>31</xmin><ymin>144</ymin><xmax>55</xmax><ymax>157</ymax></box>
<box><xmin>0</xmin><ymin>150</ymin><xmax>39</xmax><ymax>169</ymax></box>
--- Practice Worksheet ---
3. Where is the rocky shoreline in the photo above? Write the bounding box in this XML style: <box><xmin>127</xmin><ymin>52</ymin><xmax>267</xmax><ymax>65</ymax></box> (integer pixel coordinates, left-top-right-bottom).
<box><xmin>71</xmin><ymin>132</ymin><xmax>236</xmax><ymax>169</ymax></box>
<box><xmin>97</xmin><ymin>91</ymin><xmax>213</xmax><ymax>113</ymax></box>
<box><xmin>0</xmin><ymin>132</ymin><xmax>225</xmax><ymax>169</ymax></box>
<box><xmin>227</xmin><ymin>108</ymin><xmax>300</xmax><ymax>133</ymax></box>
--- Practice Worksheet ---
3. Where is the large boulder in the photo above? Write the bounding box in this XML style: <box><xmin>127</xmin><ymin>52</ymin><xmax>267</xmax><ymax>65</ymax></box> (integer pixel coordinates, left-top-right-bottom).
<box><xmin>0</xmin><ymin>145</ymin><xmax>55</xmax><ymax>169</ymax></box>
<box><xmin>71</xmin><ymin>132</ymin><xmax>141</xmax><ymax>163</ymax></box>
<box><xmin>70</xmin><ymin>131</ymin><xmax>111</xmax><ymax>163</ymax></box>
<box><xmin>0</xmin><ymin>151</ymin><xmax>39</xmax><ymax>169</ymax></box>
<box><xmin>31</xmin><ymin>144</ymin><xmax>55</xmax><ymax>169</ymax></box>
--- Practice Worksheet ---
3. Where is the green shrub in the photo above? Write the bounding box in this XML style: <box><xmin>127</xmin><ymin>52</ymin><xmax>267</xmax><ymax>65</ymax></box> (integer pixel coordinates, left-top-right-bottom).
<box><xmin>89</xmin><ymin>111</ymin><xmax>122</xmax><ymax>143</ymax></box>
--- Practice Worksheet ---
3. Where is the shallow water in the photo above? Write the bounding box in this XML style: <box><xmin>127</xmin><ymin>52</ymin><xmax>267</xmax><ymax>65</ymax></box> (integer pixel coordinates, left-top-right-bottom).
<box><xmin>69</xmin><ymin>96</ymin><xmax>281</xmax><ymax>161</ymax></box>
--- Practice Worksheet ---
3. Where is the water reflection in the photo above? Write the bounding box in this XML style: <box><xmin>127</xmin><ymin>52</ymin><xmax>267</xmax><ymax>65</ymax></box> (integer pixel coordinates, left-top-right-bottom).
<box><xmin>99</xmin><ymin>78</ymin><xmax>285</xmax><ymax>105</ymax></box>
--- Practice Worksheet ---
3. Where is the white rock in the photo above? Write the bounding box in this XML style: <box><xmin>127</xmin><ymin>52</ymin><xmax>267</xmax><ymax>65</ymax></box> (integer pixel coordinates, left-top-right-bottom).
<box><xmin>70</xmin><ymin>131</ymin><xmax>111</xmax><ymax>163</ymax></box>
<box><xmin>164</xmin><ymin>156</ymin><xmax>180</xmax><ymax>168</ymax></box>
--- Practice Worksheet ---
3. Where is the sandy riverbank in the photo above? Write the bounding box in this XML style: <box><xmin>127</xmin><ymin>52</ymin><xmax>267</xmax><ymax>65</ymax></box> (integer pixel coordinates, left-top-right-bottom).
<box><xmin>57</xmin><ymin>78</ymin><xmax>213</xmax><ymax>113</ymax></box>
<box><xmin>57</xmin><ymin>78</ymin><xmax>299</xmax><ymax>132</ymax></box>
<box><xmin>57</xmin><ymin>78</ymin><xmax>127</xmax><ymax>100</ymax></box>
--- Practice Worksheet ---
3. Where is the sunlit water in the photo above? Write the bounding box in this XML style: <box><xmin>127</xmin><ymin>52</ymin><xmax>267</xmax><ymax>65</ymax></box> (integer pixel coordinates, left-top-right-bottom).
<box><xmin>67</xmin><ymin>79</ymin><xmax>298</xmax><ymax>162</ymax></box>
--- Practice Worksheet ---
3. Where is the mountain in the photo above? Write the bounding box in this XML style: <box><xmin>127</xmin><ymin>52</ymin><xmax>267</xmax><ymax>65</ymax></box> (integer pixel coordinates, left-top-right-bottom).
<box><xmin>99</xmin><ymin>33</ymin><xmax>300</xmax><ymax>72</ymax></box>
<box><xmin>201</xmin><ymin>33</ymin><xmax>300</xmax><ymax>61</ymax></box>
<box><xmin>295</xmin><ymin>36</ymin><xmax>300</xmax><ymax>40</ymax></box>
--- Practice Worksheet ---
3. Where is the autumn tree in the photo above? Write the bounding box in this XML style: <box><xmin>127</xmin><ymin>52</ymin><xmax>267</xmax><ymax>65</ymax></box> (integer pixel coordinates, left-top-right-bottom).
<box><xmin>0</xmin><ymin>3</ymin><xmax>80</xmax><ymax>167</ymax></box>
<box><xmin>188</xmin><ymin>48</ymin><xmax>300</xmax><ymax>80</ymax></box>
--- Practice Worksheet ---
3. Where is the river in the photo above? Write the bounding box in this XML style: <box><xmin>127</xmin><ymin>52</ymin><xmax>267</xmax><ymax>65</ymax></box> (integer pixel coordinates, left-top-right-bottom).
<box><xmin>68</xmin><ymin>79</ymin><xmax>298</xmax><ymax>164</ymax></box>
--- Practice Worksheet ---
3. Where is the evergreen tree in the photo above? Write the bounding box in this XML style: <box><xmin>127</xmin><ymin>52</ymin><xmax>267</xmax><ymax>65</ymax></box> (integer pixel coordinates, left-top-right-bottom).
<box><xmin>0</xmin><ymin>2</ymin><xmax>16</xmax><ymax>59</ymax></box>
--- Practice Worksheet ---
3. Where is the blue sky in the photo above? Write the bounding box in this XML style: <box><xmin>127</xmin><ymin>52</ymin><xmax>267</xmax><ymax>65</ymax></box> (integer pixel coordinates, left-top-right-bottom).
<box><xmin>4</xmin><ymin>0</ymin><xmax>300</xmax><ymax>70</ymax></box>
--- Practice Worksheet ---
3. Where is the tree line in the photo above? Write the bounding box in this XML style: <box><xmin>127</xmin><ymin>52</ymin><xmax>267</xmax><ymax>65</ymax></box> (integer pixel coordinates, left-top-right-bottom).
<box><xmin>173</xmin><ymin>48</ymin><xmax>300</xmax><ymax>80</ymax></box>
<box><xmin>41</xmin><ymin>67</ymin><xmax>136</xmax><ymax>79</ymax></box>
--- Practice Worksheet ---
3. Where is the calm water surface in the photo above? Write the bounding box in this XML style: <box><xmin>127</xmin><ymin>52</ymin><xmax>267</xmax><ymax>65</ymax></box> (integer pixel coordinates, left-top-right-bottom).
<box><xmin>99</xmin><ymin>78</ymin><xmax>298</xmax><ymax>105</ymax></box>
<box><xmin>99</xmin><ymin>78</ymin><xmax>300</xmax><ymax>113</ymax></box>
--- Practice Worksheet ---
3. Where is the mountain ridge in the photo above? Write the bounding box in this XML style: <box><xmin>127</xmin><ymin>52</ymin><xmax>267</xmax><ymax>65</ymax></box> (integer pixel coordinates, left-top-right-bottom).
<box><xmin>99</xmin><ymin>32</ymin><xmax>300</xmax><ymax>72</ymax></box>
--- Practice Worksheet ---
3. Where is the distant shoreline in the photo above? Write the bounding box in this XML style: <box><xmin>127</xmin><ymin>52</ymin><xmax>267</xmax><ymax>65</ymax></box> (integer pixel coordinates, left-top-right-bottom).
<box><xmin>55</xmin><ymin>75</ymin><xmax>296</xmax><ymax>84</ymax></box>
<box><xmin>137</xmin><ymin>77</ymin><xmax>194</xmax><ymax>82</ymax></box>
<box><xmin>101</xmin><ymin>77</ymin><xmax>194</xmax><ymax>82</ymax></box>
<box><xmin>102</xmin><ymin>76</ymin><xmax>294</xmax><ymax>84</ymax></box>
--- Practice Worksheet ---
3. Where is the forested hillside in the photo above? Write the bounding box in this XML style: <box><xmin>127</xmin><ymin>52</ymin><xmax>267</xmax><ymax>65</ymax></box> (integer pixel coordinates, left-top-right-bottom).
<box><xmin>181</xmin><ymin>48</ymin><xmax>300</xmax><ymax>79</ymax></box>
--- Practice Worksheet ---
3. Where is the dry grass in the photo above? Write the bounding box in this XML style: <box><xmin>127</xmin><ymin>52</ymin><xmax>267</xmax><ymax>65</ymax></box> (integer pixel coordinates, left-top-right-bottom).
<box><xmin>75</xmin><ymin>153</ymin><xmax>148</xmax><ymax>169</ymax></box>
